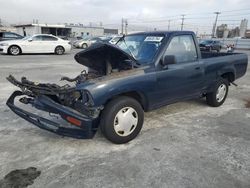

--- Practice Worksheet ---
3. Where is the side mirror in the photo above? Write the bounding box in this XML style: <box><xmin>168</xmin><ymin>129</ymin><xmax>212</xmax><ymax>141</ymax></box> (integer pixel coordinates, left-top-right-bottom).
<box><xmin>162</xmin><ymin>55</ymin><xmax>176</xmax><ymax>68</ymax></box>
<box><xmin>28</xmin><ymin>39</ymin><xmax>32</xmax><ymax>42</ymax></box>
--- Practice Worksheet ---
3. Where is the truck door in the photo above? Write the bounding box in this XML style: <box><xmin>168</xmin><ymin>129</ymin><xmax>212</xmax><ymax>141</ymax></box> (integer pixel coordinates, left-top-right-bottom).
<box><xmin>155</xmin><ymin>34</ymin><xmax>204</xmax><ymax>105</ymax></box>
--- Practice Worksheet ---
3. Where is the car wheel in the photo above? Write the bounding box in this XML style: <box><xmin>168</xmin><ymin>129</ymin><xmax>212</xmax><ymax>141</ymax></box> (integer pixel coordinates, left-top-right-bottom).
<box><xmin>8</xmin><ymin>45</ymin><xmax>21</xmax><ymax>55</ymax></box>
<box><xmin>206</xmin><ymin>79</ymin><xmax>229</xmax><ymax>107</ymax></box>
<box><xmin>100</xmin><ymin>96</ymin><xmax>144</xmax><ymax>144</ymax></box>
<box><xmin>55</xmin><ymin>46</ymin><xmax>65</xmax><ymax>55</ymax></box>
<box><xmin>82</xmin><ymin>43</ymin><xmax>88</xmax><ymax>49</ymax></box>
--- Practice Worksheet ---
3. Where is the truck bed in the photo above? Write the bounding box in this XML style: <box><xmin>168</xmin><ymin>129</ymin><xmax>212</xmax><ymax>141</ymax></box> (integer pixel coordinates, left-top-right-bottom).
<box><xmin>201</xmin><ymin>52</ymin><xmax>242</xmax><ymax>59</ymax></box>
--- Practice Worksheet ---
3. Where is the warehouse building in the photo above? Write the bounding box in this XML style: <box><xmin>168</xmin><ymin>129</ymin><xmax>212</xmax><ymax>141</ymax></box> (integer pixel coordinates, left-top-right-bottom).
<box><xmin>14</xmin><ymin>23</ymin><xmax>118</xmax><ymax>37</ymax></box>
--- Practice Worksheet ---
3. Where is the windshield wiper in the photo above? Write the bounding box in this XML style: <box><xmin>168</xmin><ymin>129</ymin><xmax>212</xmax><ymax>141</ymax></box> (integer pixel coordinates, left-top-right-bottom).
<box><xmin>118</xmin><ymin>35</ymin><xmax>137</xmax><ymax>60</ymax></box>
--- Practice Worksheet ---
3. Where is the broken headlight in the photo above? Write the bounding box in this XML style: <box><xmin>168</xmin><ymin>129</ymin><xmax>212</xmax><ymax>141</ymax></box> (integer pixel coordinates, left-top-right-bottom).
<box><xmin>81</xmin><ymin>90</ymin><xmax>94</xmax><ymax>106</ymax></box>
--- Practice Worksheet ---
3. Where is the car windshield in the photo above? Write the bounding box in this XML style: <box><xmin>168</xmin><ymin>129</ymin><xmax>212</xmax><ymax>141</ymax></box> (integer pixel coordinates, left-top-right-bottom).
<box><xmin>21</xmin><ymin>36</ymin><xmax>32</xmax><ymax>40</ymax></box>
<box><xmin>117</xmin><ymin>34</ymin><xmax>164</xmax><ymax>64</ymax></box>
<box><xmin>200</xmin><ymin>40</ymin><xmax>213</xmax><ymax>44</ymax></box>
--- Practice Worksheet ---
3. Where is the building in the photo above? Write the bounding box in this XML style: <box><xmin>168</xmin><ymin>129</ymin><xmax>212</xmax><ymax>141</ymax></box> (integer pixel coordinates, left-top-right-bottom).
<box><xmin>14</xmin><ymin>23</ymin><xmax>118</xmax><ymax>37</ymax></box>
<box><xmin>245</xmin><ymin>30</ymin><xmax>250</xmax><ymax>38</ymax></box>
<box><xmin>216</xmin><ymin>24</ymin><xmax>228</xmax><ymax>38</ymax></box>
<box><xmin>239</xmin><ymin>19</ymin><xmax>248</xmax><ymax>38</ymax></box>
<box><xmin>14</xmin><ymin>23</ymin><xmax>71</xmax><ymax>36</ymax></box>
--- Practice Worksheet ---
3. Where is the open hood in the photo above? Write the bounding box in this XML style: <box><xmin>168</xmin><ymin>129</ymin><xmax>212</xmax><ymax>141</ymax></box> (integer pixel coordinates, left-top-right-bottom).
<box><xmin>74</xmin><ymin>43</ymin><xmax>135</xmax><ymax>74</ymax></box>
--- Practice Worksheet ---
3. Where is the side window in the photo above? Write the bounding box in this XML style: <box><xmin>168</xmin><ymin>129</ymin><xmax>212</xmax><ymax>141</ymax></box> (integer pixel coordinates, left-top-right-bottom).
<box><xmin>41</xmin><ymin>36</ymin><xmax>58</xmax><ymax>41</ymax></box>
<box><xmin>3</xmin><ymin>32</ymin><xmax>18</xmax><ymax>38</ymax></box>
<box><xmin>32</xmin><ymin>36</ymin><xmax>43</xmax><ymax>41</ymax></box>
<box><xmin>164</xmin><ymin>35</ymin><xmax>198</xmax><ymax>63</ymax></box>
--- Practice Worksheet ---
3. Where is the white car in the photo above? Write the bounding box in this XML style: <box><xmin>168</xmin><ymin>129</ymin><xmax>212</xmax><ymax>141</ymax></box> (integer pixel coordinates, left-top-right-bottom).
<box><xmin>0</xmin><ymin>34</ymin><xmax>71</xmax><ymax>55</ymax></box>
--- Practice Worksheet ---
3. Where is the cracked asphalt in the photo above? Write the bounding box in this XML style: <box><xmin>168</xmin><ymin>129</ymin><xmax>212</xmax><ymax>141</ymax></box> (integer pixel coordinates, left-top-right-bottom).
<box><xmin>0</xmin><ymin>49</ymin><xmax>249</xmax><ymax>188</ymax></box>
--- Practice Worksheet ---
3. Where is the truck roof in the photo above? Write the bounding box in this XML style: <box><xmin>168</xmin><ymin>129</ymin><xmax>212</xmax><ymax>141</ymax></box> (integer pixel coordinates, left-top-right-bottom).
<box><xmin>128</xmin><ymin>30</ymin><xmax>195</xmax><ymax>36</ymax></box>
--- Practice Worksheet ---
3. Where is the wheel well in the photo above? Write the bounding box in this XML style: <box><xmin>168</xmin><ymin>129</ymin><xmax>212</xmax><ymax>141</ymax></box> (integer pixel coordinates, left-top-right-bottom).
<box><xmin>107</xmin><ymin>91</ymin><xmax>148</xmax><ymax>111</ymax></box>
<box><xmin>55</xmin><ymin>45</ymin><xmax>65</xmax><ymax>51</ymax></box>
<box><xmin>221</xmin><ymin>72</ymin><xmax>235</xmax><ymax>83</ymax></box>
<box><xmin>8</xmin><ymin>45</ymin><xmax>22</xmax><ymax>53</ymax></box>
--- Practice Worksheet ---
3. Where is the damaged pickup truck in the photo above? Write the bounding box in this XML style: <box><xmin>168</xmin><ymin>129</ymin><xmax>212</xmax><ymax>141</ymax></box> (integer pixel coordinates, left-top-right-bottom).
<box><xmin>6</xmin><ymin>31</ymin><xmax>248</xmax><ymax>144</ymax></box>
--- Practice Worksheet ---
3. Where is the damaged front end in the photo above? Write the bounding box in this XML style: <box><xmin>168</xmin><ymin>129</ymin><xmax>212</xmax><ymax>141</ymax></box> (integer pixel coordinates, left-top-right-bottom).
<box><xmin>6</xmin><ymin>42</ymin><xmax>137</xmax><ymax>139</ymax></box>
<box><xmin>6</xmin><ymin>74</ymin><xmax>103</xmax><ymax>139</ymax></box>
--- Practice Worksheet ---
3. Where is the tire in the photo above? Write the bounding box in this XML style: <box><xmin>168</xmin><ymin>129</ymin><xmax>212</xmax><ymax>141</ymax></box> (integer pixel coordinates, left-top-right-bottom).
<box><xmin>55</xmin><ymin>46</ymin><xmax>65</xmax><ymax>55</ymax></box>
<box><xmin>8</xmin><ymin>45</ymin><xmax>21</xmax><ymax>55</ymax></box>
<box><xmin>82</xmin><ymin>43</ymin><xmax>88</xmax><ymax>49</ymax></box>
<box><xmin>100</xmin><ymin>96</ymin><xmax>144</xmax><ymax>144</ymax></box>
<box><xmin>206</xmin><ymin>79</ymin><xmax>229</xmax><ymax>107</ymax></box>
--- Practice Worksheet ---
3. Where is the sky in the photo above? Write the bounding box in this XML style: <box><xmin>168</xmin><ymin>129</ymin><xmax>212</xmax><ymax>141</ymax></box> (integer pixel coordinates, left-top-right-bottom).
<box><xmin>0</xmin><ymin>0</ymin><xmax>250</xmax><ymax>34</ymax></box>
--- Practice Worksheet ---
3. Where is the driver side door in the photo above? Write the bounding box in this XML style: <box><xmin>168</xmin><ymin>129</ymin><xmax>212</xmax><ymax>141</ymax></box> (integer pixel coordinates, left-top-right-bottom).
<box><xmin>155</xmin><ymin>34</ymin><xmax>204</xmax><ymax>106</ymax></box>
<box><xmin>22</xmin><ymin>36</ymin><xmax>43</xmax><ymax>53</ymax></box>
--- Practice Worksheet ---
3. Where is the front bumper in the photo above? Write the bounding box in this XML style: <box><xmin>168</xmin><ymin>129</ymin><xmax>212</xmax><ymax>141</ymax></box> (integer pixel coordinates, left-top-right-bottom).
<box><xmin>0</xmin><ymin>46</ymin><xmax>8</xmax><ymax>53</ymax></box>
<box><xmin>6</xmin><ymin>91</ymin><xmax>99</xmax><ymax>139</ymax></box>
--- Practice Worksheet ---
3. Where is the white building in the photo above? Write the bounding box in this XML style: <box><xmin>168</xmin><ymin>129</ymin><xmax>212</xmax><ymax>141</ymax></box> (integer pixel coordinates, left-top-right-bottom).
<box><xmin>239</xmin><ymin>19</ymin><xmax>248</xmax><ymax>38</ymax></box>
<box><xmin>14</xmin><ymin>23</ymin><xmax>118</xmax><ymax>37</ymax></box>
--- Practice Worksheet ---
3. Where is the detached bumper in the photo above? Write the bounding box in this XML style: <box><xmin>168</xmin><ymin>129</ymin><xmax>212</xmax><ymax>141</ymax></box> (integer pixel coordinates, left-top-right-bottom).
<box><xmin>6</xmin><ymin>91</ymin><xmax>99</xmax><ymax>139</ymax></box>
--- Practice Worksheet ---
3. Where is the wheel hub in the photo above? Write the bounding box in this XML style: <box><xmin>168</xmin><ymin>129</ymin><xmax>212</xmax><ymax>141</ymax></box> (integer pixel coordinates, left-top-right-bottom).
<box><xmin>10</xmin><ymin>47</ymin><xmax>19</xmax><ymax>55</ymax></box>
<box><xmin>216</xmin><ymin>84</ymin><xmax>227</xmax><ymax>102</ymax></box>
<box><xmin>114</xmin><ymin>107</ymin><xmax>138</xmax><ymax>137</ymax></box>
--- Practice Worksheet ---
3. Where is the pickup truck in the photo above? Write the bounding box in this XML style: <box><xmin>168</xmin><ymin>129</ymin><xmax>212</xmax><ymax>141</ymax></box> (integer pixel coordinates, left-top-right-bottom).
<box><xmin>6</xmin><ymin>31</ymin><xmax>248</xmax><ymax>144</ymax></box>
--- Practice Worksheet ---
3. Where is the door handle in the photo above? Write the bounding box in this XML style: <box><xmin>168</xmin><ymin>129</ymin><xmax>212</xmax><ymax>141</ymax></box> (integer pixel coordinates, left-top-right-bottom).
<box><xmin>195</xmin><ymin>67</ymin><xmax>201</xmax><ymax>70</ymax></box>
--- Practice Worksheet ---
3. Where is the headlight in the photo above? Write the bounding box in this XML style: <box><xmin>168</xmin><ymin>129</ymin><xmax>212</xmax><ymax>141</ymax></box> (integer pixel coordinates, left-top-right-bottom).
<box><xmin>82</xmin><ymin>90</ymin><xmax>94</xmax><ymax>106</ymax></box>
<box><xmin>0</xmin><ymin>43</ymin><xmax>9</xmax><ymax>46</ymax></box>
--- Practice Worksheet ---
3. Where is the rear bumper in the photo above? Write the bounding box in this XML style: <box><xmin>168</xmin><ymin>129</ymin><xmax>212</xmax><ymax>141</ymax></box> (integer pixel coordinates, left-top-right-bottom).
<box><xmin>6</xmin><ymin>91</ymin><xmax>99</xmax><ymax>139</ymax></box>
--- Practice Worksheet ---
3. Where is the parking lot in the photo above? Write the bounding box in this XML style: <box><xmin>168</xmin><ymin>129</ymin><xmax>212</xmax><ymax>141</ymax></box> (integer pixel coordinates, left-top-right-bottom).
<box><xmin>0</xmin><ymin>49</ymin><xmax>249</xmax><ymax>188</ymax></box>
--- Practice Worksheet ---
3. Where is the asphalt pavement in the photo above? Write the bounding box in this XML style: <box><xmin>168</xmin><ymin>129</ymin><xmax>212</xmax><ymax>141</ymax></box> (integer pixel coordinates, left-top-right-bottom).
<box><xmin>0</xmin><ymin>49</ymin><xmax>249</xmax><ymax>188</ymax></box>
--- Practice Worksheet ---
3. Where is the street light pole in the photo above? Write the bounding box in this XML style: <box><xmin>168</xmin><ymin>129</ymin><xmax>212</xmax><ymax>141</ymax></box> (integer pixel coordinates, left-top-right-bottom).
<box><xmin>212</xmin><ymin>12</ymin><xmax>221</xmax><ymax>38</ymax></box>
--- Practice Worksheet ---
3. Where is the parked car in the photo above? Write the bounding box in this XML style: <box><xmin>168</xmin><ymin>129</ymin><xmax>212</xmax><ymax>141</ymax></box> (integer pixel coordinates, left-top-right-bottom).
<box><xmin>6</xmin><ymin>31</ymin><xmax>248</xmax><ymax>144</ymax></box>
<box><xmin>0</xmin><ymin>34</ymin><xmax>71</xmax><ymax>55</ymax></box>
<box><xmin>73</xmin><ymin>36</ymin><xmax>112</xmax><ymax>49</ymax></box>
<box><xmin>199</xmin><ymin>40</ymin><xmax>222</xmax><ymax>52</ymax></box>
<box><xmin>0</xmin><ymin>32</ymin><xmax>23</xmax><ymax>41</ymax></box>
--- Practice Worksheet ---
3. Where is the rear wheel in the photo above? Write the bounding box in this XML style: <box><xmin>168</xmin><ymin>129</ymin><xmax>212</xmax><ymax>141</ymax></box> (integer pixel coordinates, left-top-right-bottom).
<box><xmin>100</xmin><ymin>96</ymin><xmax>144</xmax><ymax>144</ymax></box>
<box><xmin>206</xmin><ymin>79</ymin><xmax>229</xmax><ymax>107</ymax></box>
<box><xmin>55</xmin><ymin>46</ymin><xmax>65</xmax><ymax>55</ymax></box>
<box><xmin>8</xmin><ymin>45</ymin><xmax>21</xmax><ymax>55</ymax></box>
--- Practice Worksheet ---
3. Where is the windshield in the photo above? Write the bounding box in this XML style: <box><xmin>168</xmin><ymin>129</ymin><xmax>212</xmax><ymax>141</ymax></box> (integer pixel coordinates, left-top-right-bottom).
<box><xmin>200</xmin><ymin>40</ymin><xmax>213</xmax><ymax>44</ymax></box>
<box><xmin>21</xmin><ymin>36</ymin><xmax>32</xmax><ymax>40</ymax></box>
<box><xmin>117</xmin><ymin>34</ymin><xmax>164</xmax><ymax>64</ymax></box>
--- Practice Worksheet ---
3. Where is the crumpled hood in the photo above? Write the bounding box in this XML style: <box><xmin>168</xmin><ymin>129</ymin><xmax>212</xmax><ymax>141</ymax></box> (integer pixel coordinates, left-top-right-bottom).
<box><xmin>74</xmin><ymin>42</ymin><xmax>135</xmax><ymax>74</ymax></box>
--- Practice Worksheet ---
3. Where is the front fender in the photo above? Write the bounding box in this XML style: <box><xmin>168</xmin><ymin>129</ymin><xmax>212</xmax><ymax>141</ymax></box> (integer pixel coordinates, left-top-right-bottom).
<box><xmin>79</xmin><ymin>71</ymin><xmax>157</xmax><ymax>108</ymax></box>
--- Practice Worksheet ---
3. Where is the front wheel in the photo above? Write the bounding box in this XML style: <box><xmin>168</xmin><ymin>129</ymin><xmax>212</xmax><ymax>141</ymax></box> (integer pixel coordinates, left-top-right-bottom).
<box><xmin>82</xmin><ymin>43</ymin><xmax>88</xmax><ymax>49</ymax></box>
<box><xmin>206</xmin><ymin>79</ymin><xmax>229</xmax><ymax>107</ymax></box>
<box><xmin>8</xmin><ymin>45</ymin><xmax>21</xmax><ymax>55</ymax></box>
<box><xmin>100</xmin><ymin>96</ymin><xmax>144</xmax><ymax>144</ymax></box>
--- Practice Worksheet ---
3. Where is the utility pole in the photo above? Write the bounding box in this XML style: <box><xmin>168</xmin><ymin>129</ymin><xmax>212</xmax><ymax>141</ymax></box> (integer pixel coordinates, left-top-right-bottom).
<box><xmin>212</xmin><ymin>12</ymin><xmax>221</xmax><ymax>38</ymax></box>
<box><xmin>168</xmin><ymin>20</ymin><xmax>171</xmax><ymax>31</ymax></box>
<box><xmin>121</xmin><ymin>18</ymin><xmax>124</xmax><ymax>34</ymax></box>
<box><xmin>181</xmin><ymin>15</ymin><xmax>185</xmax><ymax>31</ymax></box>
<box><xmin>125</xmin><ymin>19</ymin><xmax>128</xmax><ymax>35</ymax></box>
